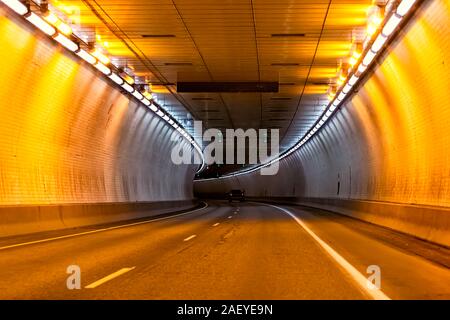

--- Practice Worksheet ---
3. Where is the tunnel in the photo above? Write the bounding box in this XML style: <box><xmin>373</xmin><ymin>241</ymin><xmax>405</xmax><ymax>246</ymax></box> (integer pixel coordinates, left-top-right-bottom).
<box><xmin>0</xmin><ymin>0</ymin><xmax>449</xmax><ymax>302</ymax></box>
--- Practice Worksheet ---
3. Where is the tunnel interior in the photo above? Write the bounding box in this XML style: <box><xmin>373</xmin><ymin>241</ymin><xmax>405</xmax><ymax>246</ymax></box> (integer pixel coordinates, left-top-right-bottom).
<box><xmin>0</xmin><ymin>0</ymin><xmax>449</xmax><ymax>300</ymax></box>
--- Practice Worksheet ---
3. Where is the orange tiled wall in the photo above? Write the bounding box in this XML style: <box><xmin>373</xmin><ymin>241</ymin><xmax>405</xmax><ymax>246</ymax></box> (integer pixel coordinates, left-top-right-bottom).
<box><xmin>0</xmin><ymin>9</ymin><xmax>197</xmax><ymax>205</ymax></box>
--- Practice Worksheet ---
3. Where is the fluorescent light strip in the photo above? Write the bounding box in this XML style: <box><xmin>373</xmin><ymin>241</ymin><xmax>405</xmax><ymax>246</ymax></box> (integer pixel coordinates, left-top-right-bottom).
<box><xmin>53</xmin><ymin>33</ymin><xmax>78</xmax><ymax>52</ymax></box>
<box><xmin>1</xmin><ymin>0</ymin><xmax>29</xmax><ymax>15</ymax></box>
<box><xmin>382</xmin><ymin>14</ymin><xmax>402</xmax><ymax>36</ymax></box>
<box><xmin>109</xmin><ymin>73</ymin><xmax>124</xmax><ymax>85</ymax></box>
<box><xmin>397</xmin><ymin>0</ymin><xmax>416</xmax><ymax>16</ymax></box>
<box><xmin>94</xmin><ymin>62</ymin><xmax>111</xmax><ymax>75</ymax></box>
<box><xmin>362</xmin><ymin>50</ymin><xmax>376</xmax><ymax>66</ymax></box>
<box><xmin>371</xmin><ymin>34</ymin><xmax>387</xmax><ymax>52</ymax></box>
<box><xmin>358</xmin><ymin>64</ymin><xmax>367</xmax><ymax>73</ymax></box>
<box><xmin>76</xmin><ymin>49</ymin><xmax>96</xmax><ymax>64</ymax></box>
<box><xmin>349</xmin><ymin>75</ymin><xmax>358</xmax><ymax>86</ymax></box>
<box><xmin>121</xmin><ymin>82</ymin><xmax>134</xmax><ymax>93</ymax></box>
<box><xmin>2</xmin><ymin>3</ymin><xmax>206</xmax><ymax>173</ymax></box>
<box><xmin>26</xmin><ymin>12</ymin><xmax>56</xmax><ymax>36</ymax></box>
<box><xmin>213</xmin><ymin>0</ymin><xmax>418</xmax><ymax>180</ymax></box>
<box><xmin>132</xmin><ymin>91</ymin><xmax>143</xmax><ymax>100</ymax></box>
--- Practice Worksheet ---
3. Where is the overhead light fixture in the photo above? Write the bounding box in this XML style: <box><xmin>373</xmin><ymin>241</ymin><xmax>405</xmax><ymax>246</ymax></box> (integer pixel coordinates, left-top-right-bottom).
<box><xmin>1</xmin><ymin>0</ymin><xmax>29</xmax><ymax>15</ymax></box>
<box><xmin>349</xmin><ymin>43</ymin><xmax>363</xmax><ymax>67</ymax></box>
<box><xmin>43</xmin><ymin>11</ymin><xmax>72</xmax><ymax>36</ymax></box>
<box><xmin>382</xmin><ymin>14</ymin><xmax>402</xmax><ymax>36</ymax></box>
<box><xmin>75</xmin><ymin>49</ymin><xmax>96</xmax><ymax>65</ymax></box>
<box><xmin>358</xmin><ymin>64</ymin><xmax>367</xmax><ymax>73</ymax></box>
<box><xmin>132</xmin><ymin>90</ymin><xmax>143</xmax><ymax>100</ymax></box>
<box><xmin>366</xmin><ymin>5</ymin><xmax>384</xmax><ymax>36</ymax></box>
<box><xmin>26</xmin><ymin>12</ymin><xmax>56</xmax><ymax>36</ymax></box>
<box><xmin>149</xmin><ymin>104</ymin><xmax>158</xmax><ymax>112</ymax></box>
<box><xmin>327</xmin><ymin>85</ymin><xmax>337</xmax><ymax>100</ymax></box>
<box><xmin>109</xmin><ymin>73</ymin><xmax>124</xmax><ymax>85</ymax></box>
<box><xmin>342</xmin><ymin>83</ymin><xmax>352</xmax><ymax>94</ymax></box>
<box><xmin>53</xmin><ymin>33</ymin><xmax>78</xmax><ymax>52</ymax></box>
<box><xmin>143</xmin><ymin>91</ymin><xmax>153</xmax><ymax>100</ymax></box>
<box><xmin>94</xmin><ymin>62</ymin><xmax>111</xmax><ymax>75</ymax></box>
<box><xmin>397</xmin><ymin>0</ymin><xmax>416</xmax><ymax>16</ymax></box>
<box><xmin>348</xmin><ymin>75</ymin><xmax>359</xmax><ymax>86</ymax></box>
<box><xmin>121</xmin><ymin>82</ymin><xmax>134</xmax><ymax>93</ymax></box>
<box><xmin>337</xmin><ymin>66</ymin><xmax>348</xmax><ymax>87</ymax></box>
<box><xmin>371</xmin><ymin>34</ymin><xmax>387</xmax><ymax>52</ymax></box>
<box><xmin>91</xmin><ymin>49</ymin><xmax>110</xmax><ymax>65</ymax></box>
<box><xmin>362</xmin><ymin>50</ymin><xmax>377</xmax><ymax>66</ymax></box>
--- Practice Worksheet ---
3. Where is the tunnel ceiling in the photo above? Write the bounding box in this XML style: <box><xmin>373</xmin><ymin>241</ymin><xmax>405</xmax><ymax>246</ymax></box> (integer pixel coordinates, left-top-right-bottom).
<box><xmin>52</xmin><ymin>0</ymin><xmax>372</xmax><ymax>154</ymax></box>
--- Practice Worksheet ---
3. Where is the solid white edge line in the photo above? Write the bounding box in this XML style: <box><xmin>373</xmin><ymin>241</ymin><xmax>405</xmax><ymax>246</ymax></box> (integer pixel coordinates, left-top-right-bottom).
<box><xmin>0</xmin><ymin>202</ymin><xmax>209</xmax><ymax>251</ymax></box>
<box><xmin>183</xmin><ymin>234</ymin><xmax>197</xmax><ymax>242</ymax></box>
<box><xmin>85</xmin><ymin>267</ymin><xmax>135</xmax><ymax>289</ymax></box>
<box><xmin>266</xmin><ymin>203</ymin><xmax>391</xmax><ymax>300</ymax></box>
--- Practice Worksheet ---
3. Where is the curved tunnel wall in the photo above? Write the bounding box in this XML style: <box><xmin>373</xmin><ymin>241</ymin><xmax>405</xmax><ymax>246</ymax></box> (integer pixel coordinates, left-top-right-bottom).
<box><xmin>0</xmin><ymin>10</ymin><xmax>198</xmax><ymax>235</ymax></box>
<box><xmin>195</xmin><ymin>0</ymin><xmax>450</xmax><ymax>247</ymax></box>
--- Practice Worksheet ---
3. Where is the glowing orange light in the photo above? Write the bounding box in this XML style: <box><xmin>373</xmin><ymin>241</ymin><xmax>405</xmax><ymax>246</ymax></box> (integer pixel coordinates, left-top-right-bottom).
<box><xmin>121</xmin><ymin>74</ymin><xmax>134</xmax><ymax>85</ymax></box>
<box><xmin>366</xmin><ymin>8</ymin><xmax>383</xmax><ymax>36</ymax></box>
<box><xmin>44</xmin><ymin>12</ymin><xmax>72</xmax><ymax>36</ymax></box>
<box><xmin>143</xmin><ymin>91</ymin><xmax>153</xmax><ymax>100</ymax></box>
<box><xmin>91</xmin><ymin>49</ymin><xmax>110</xmax><ymax>65</ymax></box>
<box><xmin>327</xmin><ymin>85</ymin><xmax>337</xmax><ymax>100</ymax></box>
<box><xmin>349</xmin><ymin>44</ymin><xmax>363</xmax><ymax>67</ymax></box>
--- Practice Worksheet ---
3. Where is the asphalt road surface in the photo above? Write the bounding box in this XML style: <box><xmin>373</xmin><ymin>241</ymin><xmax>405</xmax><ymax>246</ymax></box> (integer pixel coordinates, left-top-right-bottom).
<box><xmin>0</xmin><ymin>201</ymin><xmax>448</xmax><ymax>299</ymax></box>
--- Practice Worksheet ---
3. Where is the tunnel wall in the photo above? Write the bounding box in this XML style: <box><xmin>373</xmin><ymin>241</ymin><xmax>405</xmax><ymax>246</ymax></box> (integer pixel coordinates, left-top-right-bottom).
<box><xmin>195</xmin><ymin>0</ymin><xmax>450</xmax><ymax>247</ymax></box>
<box><xmin>0</xmin><ymin>9</ymin><xmax>198</xmax><ymax>236</ymax></box>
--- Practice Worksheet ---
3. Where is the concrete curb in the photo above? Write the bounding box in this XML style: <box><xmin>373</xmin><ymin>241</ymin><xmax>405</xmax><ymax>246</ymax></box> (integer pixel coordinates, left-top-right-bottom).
<box><xmin>0</xmin><ymin>200</ymin><xmax>199</xmax><ymax>238</ymax></box>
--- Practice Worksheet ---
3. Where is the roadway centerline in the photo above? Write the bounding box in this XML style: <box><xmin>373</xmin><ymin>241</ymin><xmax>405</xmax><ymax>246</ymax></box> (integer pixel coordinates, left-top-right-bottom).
<box><xmin>265</xmin><ymin>203</ymin><xmax>391</xmax><ymax>300</ymax></box>
<box><xmin>85</xmin><ymin>267</ymin><xmax>135</xmax><ymax>289</ymax></box>
<box><xmin>183</xmin><ymin>235</ymin><xmax>197</xmax><ymax>242</ymax></box>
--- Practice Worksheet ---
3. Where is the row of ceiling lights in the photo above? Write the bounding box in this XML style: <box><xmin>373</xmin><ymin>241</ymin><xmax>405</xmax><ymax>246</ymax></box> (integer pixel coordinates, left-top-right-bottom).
<box><xmin>209</xmin><ymin>0</ymin><xmax>419</xmax><ymax>180</ymax></box>
<box><xmin>0</xmin><ymin>0</ymin><xmax>205</xmax><ymax>172</ymax></box>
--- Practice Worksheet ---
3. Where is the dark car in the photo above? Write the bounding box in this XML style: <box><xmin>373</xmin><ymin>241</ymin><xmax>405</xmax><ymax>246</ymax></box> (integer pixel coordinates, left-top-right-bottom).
<box><xmin>228</xmin><ymin>189</ymin><xmax>245</xmax><ymax>202</ymax></box>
